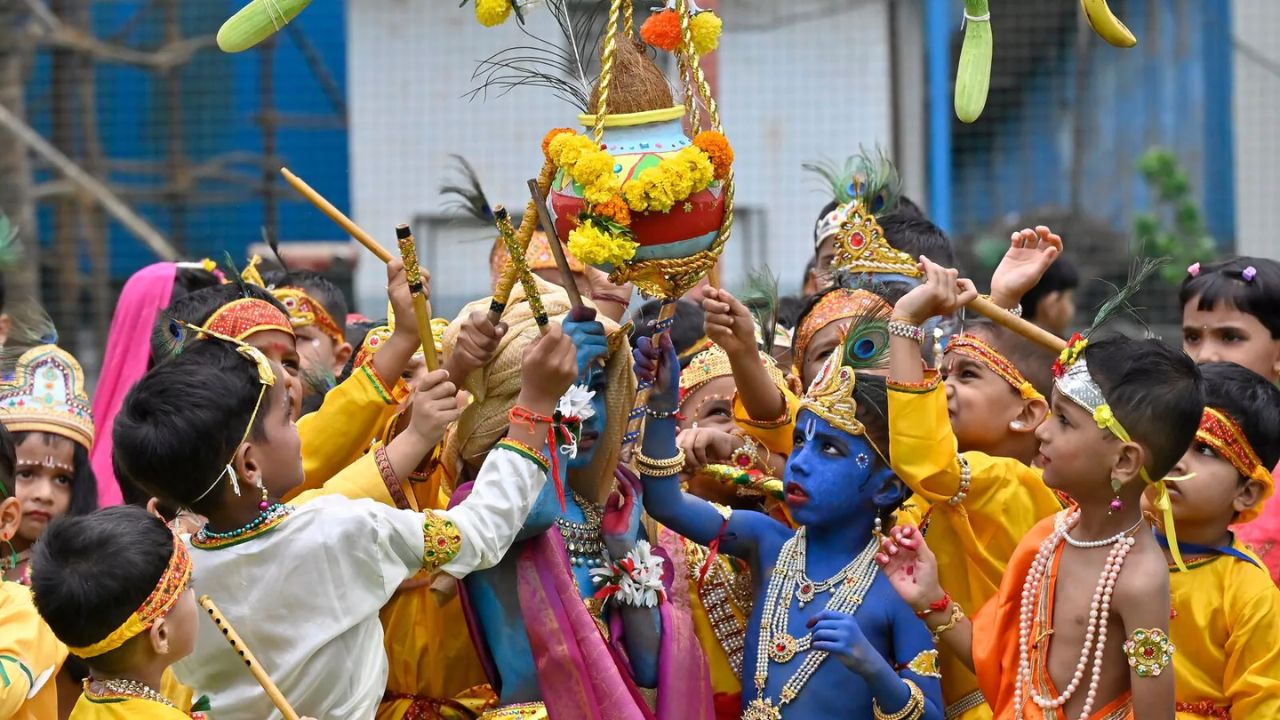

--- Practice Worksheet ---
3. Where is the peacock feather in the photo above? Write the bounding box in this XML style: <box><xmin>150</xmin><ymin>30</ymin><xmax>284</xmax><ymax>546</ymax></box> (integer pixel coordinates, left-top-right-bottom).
<box><xmin>740</xmin><ymin>266</ymin><xmax>780</xmax><ymax>356</ymax></box>
<box><xmin>1086</xmin><ymin>256</ymin><xmax>1167</xmax><ymax>337</ymax></box>
<box><xmin>440</xmin><ymin>155</ymin><xmax>497</xmax><ymax>224</ymax></box>
<box><xmin>803</xmin><ymin>147</ymin><xmax>902</xmax><ymax>216</ymax></box>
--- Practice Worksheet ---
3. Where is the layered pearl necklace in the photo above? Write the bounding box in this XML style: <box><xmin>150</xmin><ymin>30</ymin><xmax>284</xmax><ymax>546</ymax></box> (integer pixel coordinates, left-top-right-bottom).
<box><xmin>744</xmin><ymin>528</ymin><xmax>880</xmax><ymax>720</ymax></box>
<box><xmin>1013</xmin><ymin>510</ymin><xmax>1140</xmax><ymax>719</ymax></box>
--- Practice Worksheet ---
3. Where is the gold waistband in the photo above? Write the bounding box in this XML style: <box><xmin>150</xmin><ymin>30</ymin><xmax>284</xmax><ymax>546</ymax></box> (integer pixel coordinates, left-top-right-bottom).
<box><xmin>945</xmin><ymin>689</ymin><xmax>989</xmax><ymax>719</ymax></box>
<box><xmin>479</xmin><ymin>702</ymin><xmax>547</xmax><ymax>720</ymax></box>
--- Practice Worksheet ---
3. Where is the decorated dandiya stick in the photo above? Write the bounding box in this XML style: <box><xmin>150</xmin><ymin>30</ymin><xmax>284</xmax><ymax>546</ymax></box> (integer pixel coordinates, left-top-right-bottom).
<box><xmin>622</xmin><ymin>298</ymin><xmax>678</xmax><ymax>449</ymax></box>
<box><xmin>966</xmin><ymin>296</ymin><xmax>1067</xmax><ymax>354</ymax></box>
<box><xmin>280</xmin><ymin>168</ymin><xmax>393</xmax><ymax>263</ymax></box>
<box><xmin>395</xmin><ymin>224</ymin><xmax>440</xmax><ymax>371</ymax></box>
<box><xmin>198</xmin><ymin>595</ymin><xmax>302</xmax><ymax>720</ymax></box>
<box><xmin>526</xmin><ymin>178</ymin><xmax>584</xmax><ymax>310</ymax></box>
<box><xmin>488</xmin><ymin>161</ymin><xmax>557</xmax><ymax>324</ymax></box>
<box><xmin>494</xmin><ymin>206</ymin><xmax>550</xmax><ymax>335</ymax></box>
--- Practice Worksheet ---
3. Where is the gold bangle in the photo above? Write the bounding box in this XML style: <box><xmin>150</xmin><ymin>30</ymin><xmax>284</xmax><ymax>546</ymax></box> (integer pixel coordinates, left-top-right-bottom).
<box><xmin>930</xmin><ymin>602</ymin><xmax>965</xmax><ymax>643</ymax></box>
<box><xmin>634</xmin><ymin>449</ymin><xmax>687</xmax><ymax>475</ymax></box>
<box><xmin>873</xmin><ymin>678</ymin><xmax>924</xmax><ymax>720</ymax></box>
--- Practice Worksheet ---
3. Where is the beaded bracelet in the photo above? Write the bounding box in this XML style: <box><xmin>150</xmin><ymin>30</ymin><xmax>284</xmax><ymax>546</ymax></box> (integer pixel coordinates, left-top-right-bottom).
<box><xmin>888</xmin><ymin>319</ymin><xmax>925</xmax><ymax>344</ymax></box>
<box><xmin>645</xmin><ymin>407</ymin><xmax>679</xmax><ymax>420</ymax></box>
<box><xmin>872</xmin><ymin>678</ymin><xmax>924</xmax><ymax>720</ymax></box>
<box><xmin>981</xmin><ymin>294</ymin><xmax>1023</xmax><ymax>318</ymax></box>
<box><xmin>929</xmin><ymin>602</ymin><xmax>965</xmax><ymax>643</ymax></box>
<box><xmin>948</xmin><ymin>455</ymin><xmax>972</xmax><ymax>507</ymax></box>
<box><xmin>374</xmin><ymin>445</ymin><xmax>412</xmax><ymax>510</ymax></box>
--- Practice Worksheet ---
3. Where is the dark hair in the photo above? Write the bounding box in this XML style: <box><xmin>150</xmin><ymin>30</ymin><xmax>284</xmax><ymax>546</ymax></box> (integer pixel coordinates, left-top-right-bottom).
<box><xmin>0</xmin><ymin>423</ymin><xmax>14</xmax><ymax>496</ymax></box>
<box><xmin>30</xmin><ymin>506</ymin><xmax>176</xmax><ymax>669</ymax></box>
<box><xmin>1022</xmin><ymin>256</ymin><xmax>1079</xmax><ymax>322</ymax></box>
<box><xmin>894</xmin><ymin>195</ymin><xmax>925</xmax><ymax>220</ymax></box>
<box><xmin>630</xmin><ymin>299</ymin><xmax>708</xmax><ymax>366</ymax></box>
<box><xmin>151</xmin><ymin>284</ymin><xmax>288</xmax><ymax>365</ymax></box>
<box><xmin>852</xmin><ymin>372</ymin><xmax>909</xmax><ymax>523</ymax></box>
<box><xmin>172</xmin><ymin>266</ymin><xmax>221</xmax><ymax>302</ymax></box>
<box><xmin>11</xmin><ymin>432</ymin><xmax>98</xmax><ymax>516</ymax></box>
<box><xmin>1178</xmin><ymin>257</ymin><xmax>1280</xmax><ymax>338</ymax></box>
<box><xmin>1083</xmin><ymin>336</ymin><xmax>1203</xmax><ymax>478</ymax></box>
<box><xmin>776</xmin><ymin>296</ymin><xmax>806</xmax><ymax>331</ymax></box>
<box><xmin>961</xmin><ymin>318</ymin><xmax>1056</xmax><ymax>397</ymax></box>
<box><xmin>802</xmin><ymin>256</ymin><xmax>817</xmax><ymax>288</ymax></box>
<box><xmin>338</xmin><ymin>319</ymin><xmax>381</xmax><ymax>385</ymax></box>
<box><xmin>114</xmin><ymin>340</ymin><xmax>273</xmax><ymax>513</ymax></box>
<box><xmin>262</xmin><ymin>269</ymin><xmax>349</xmax><ymax>336</ymax></box>
<box><xmin>1198</xmin><ymin>362</ymin><xmax>1280</xmax><ymax>470</ymax></box>
<box><xmin>879</xmin><ymin>212</ymin><xmax>954</xmax><ymax>269</ymax></box>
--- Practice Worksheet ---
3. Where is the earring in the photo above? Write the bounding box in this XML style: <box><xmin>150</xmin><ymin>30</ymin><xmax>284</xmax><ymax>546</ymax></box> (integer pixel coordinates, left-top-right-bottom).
<box><xmin>1010</xmin><ymin>421</ymin><xmax>1025</xmax><ymax>431</ymax></box>
<box><xmin>873</xmin><ymin>515</ymin><xmax>883</xmax><ymax>540</ymax></box>
<box><xmin>2</xmin><ymin>538</ymin><xmax>16</xmax><ymax>571</ymax></box>
<box><xmin>258</xmin><ymin>481</ymin><xmax>270</xmax><ymax>512</ymax></box>
<box><xmin>1108</xmin><ymin>477</ymin><xmax>1123</xmax><ymax>514</ymax></box>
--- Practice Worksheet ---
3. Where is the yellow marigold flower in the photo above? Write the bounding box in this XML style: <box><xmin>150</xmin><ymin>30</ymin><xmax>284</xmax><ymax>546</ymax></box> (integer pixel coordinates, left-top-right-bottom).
<box><xmin>689</xmin><ymin>11</ymin><xmax>723</xmax><ymax>55</ymax></box>
<box><xmin>573</xmin><ymin>152</ymin><xmax>614</xmax><ymax>185</ymax></box>
<box><xmin>567</xmin><ymin>219</ymin><xmax>639</xmax><ymax>267</ymax></box>
<box><xmin>1093</xmin><ymin>404</ymin><xmax>1116</xmax><ymax>431</ymax></box>
<box><xmin>475</xmin><ymin>0</ymin><xmax>512</xmax><ymax>27</ymax></box>
<box><xmin>623</xmin><ymin>181</ymin><xmax>650</xmax><ymax>213</ymax></box>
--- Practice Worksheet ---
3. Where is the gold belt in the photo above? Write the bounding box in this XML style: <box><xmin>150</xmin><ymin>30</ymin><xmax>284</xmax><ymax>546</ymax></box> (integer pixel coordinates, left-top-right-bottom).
<box><xmin>944</xmin><ymin>690</ymin><xmax>988</xmax><ymax>719</ymax></box>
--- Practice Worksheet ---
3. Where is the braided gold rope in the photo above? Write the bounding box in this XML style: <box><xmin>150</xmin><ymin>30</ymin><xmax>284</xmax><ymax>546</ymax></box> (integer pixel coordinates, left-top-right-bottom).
<box><xmin>622</xmin><ymin>0</ymin><xmax>634</xmax><ymax>39</ymax></box>
<box><xmin>492</xmin><ymin>159</ymin><xmax>556</xmax><ymax>304</ymax></box>
<box><xmin>675</xmin><ymin>0</ymin><xmax>701</xmax><ymax>131</ymax></box>
<box><xmin>592</xmin><ymin>0</ymin><xmax>624</xmax><ymax>145</ymax></box>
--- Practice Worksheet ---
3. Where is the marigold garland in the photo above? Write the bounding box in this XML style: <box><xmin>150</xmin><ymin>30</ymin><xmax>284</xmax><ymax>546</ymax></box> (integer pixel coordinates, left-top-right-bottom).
<box><xmin>542</xmin><ymin>126</ymin><xmax>731</xmax><ymax>271</ymax></box>
<box><xmin>474</xmin><ymin>0</ymin><xmax>512</xmax><ymax>27</ymax></box>
<box><xmin>689</xmin><ymin>11</ymin><xmax>723</xmax><ymax>55</ymax></box>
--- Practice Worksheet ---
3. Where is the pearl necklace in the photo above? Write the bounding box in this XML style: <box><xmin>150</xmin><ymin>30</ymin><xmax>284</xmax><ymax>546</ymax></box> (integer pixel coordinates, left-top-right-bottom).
<box><xmin>1013</xmin><ymin>510</ymin><xmax>1137</xmax><ymax>720</ymax></box>
<box><xmin>1062</xmin><ymin>517</ymin><xmax>1142</xmax><ymax>549</ymax></box>
<box><xmin>86</xmin><ymin>678</ymin><xmax>176</xmax><ymax>708</ymax></box>
<box><xmin>744</xmin><ymin>529</ymin><xmax>880</xmax><ymax>720</ymax></box>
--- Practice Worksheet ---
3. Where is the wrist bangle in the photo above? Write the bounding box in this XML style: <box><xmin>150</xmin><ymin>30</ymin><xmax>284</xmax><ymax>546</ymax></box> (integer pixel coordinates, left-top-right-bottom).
<box><xmin>982</xmin><ymin>294</ymin><xmax>1023</xmax><ymax>318</ymax></box>
<box><xmin>872</xmin><ymin>678</ymin><xmax>925</xmax><ymax>720</ymax></box>
<box><xmin>645</xmin><ymin>407</ymin><xmax>679</xmax><ymax>420</ymax></box>
<box><xmin>915</xmin><ymin>590</ymin><xmax>952</xmax><ymax>618</ymax></box>
<box><xmin>634</xmin><ymin>449</ymin><xmax>686</xmax><ymax>476</ymax></box>
<box><xmin>888</xmin><ymin>319</ymin><xmax>925</xmax><ymax>343</ymax></box>
<box><xmin>929</xmin><ymin>602</ymin><xmax>965</xmax><ymax>643</ymax></box>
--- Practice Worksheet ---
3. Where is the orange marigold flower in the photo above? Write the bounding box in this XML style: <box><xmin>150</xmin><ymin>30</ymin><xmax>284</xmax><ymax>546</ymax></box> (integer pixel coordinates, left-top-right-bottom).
<box><xmin>592</xmin><ymin>195</ymin><xmax>632</xmax><ymax>226</ymax></box>
<box><xmin>542</xmin><ymin>128</ymin><xmax>578</xmax><ymax>163</ymax></box>
<box><xmin>640</xmin><ymin>9</ymin><xmax>682</xmax><ymax>52</ymax></box>
<box><xmin>693</xmin><ymin>131</ymin><xmax>734</xmax><ymax>180</ymax></box>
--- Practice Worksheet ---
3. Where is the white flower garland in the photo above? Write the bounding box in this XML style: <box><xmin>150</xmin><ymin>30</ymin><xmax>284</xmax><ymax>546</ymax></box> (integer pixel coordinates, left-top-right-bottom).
<box><xmin>590</xmin><ymin>540</ymin><xmax>668</xmax><ymax>608</ymax></box>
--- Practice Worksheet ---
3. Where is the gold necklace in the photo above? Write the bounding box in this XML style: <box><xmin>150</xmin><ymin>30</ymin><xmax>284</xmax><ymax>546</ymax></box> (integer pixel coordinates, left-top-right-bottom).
<box><xmin>744</xmin><ymin>529</ymin><xmax>880</xmax><ymax>720</ymax></box>
<box><xmin>85</xmin><ymin>678</ymin><xmax>176</xmax><ymax>709</ymax></box>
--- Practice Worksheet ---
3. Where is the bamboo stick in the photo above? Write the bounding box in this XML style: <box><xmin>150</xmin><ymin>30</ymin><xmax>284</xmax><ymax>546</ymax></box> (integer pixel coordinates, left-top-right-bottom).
<box><xmin>395</xmin><ymin>224</ymin><xmax>440</xmax><ymax>371</ymax></box>
<box><xmin>966</xmin><ymin>295</ymin><xmax>1067</xmax><ymax>353</ymax></box>
<box><xmin>280</xmin><ymin>167</ymin><xmax>392</xmax><ymax>263</ymax></box>
<box><xmin>526</xmin><ymin>178</ymin><xmax>583</xmax><ymax>310</ymax></box>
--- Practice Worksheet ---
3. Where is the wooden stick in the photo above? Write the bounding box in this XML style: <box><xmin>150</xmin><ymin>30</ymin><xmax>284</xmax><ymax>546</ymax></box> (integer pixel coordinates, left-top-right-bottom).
<box><xmin>494</xmin><ymin>206</ymin><xmax>550</xmax><ymax>335</ymax></box>
<box><xmin>966</xmin><ymin>296</ymin><xmax>1067</xmax><ymax>354</ymax></box>
<box><xmin>198</xmin><ymin>595</ymin><xmax>302</xmax><ymax>720</ymax></box>
<box><xmin>280</xmin><ymin>167</ymin><xmax>392</xmax><ymax>263</ymax></box>
<box><xmin>526</xmin><ymin>179</ymin><xmax>584</xmax><ymax>310</ymax></box>
<box><xmin>394</xmin><ymin>224</ymin><xmax>440</xmax><ymax>371</ymax></box>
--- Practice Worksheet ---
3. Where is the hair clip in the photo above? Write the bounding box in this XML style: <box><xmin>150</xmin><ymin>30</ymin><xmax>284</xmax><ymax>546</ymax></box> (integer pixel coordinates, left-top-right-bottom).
<box><xmin>1186</xmin><ymin>262</ymin><xmax>1200</xmax><ymax>277</ymax></box>
<box><xmin>1242</xmin><ymin>266</ymin><xmax>1258</xmax><ymax>283</ymax></box>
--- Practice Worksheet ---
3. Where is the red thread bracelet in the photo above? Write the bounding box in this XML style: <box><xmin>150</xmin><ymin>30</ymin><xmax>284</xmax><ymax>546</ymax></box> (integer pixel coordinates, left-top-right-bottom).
<box><xmin>916</xmin><ymin>591</ymin><xmax>951</xmax><ymax>618</ymax></box>
<box><xmin>509</xmin><ymin>406</ymin><xmax>569</xmax><ymax>511</ymax></box>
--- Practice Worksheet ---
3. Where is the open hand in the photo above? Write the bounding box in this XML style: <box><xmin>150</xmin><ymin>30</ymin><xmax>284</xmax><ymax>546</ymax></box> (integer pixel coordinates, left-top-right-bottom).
<box><xmin>633</xmin><ymin>333</ymin><xmax>680</xmax><ymax>414</ymax></box>
<box><xmin>445</xmin><ymin>310</ymin><xmax>507</xmax><ymax>382</ymax></box>
<box><xmin>407</xmin><ymin>369</ymin><xmax>470</xmax><ymax>449</ymax></box>
<box><xmin>892</xmin><ymin>258</ymin><xmax>979</xmax><ymax>326</ymax></box>
<box><xmin>602</xmin><ymin>467</ymin><xmax>643</xmax><ymax>551</ymax></box>
<box><xmin>518</xmin><ymin>324</ymin><xmax>579</xmax><ymax>412</ymax></box>
<box><xmin>989</xmin><ymin>225</ymin><xmax>1062</xmax><ymax>309</ymax></box>
<box><xmin>875</xmin><ymin>524</ymin><xmax>944</xmax><ymax>614</ymax></box>
<box><xmin>808</xmin><ymin>610</ymin><xmax>879</xmax><ymax>675</ymax></box>
<box><xmin>700</xmin><ymin>286</ymin><xmax>757</xmax><ymax>356</ymax></box>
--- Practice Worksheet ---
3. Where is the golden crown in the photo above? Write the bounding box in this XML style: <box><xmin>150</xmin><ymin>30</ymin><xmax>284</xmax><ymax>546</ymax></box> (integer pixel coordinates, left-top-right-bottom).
<box><xmin>832</xmin><ymin>202</ymin><xmax>921</xmax><ymax>279</ymax></box>
<box><xmin>0</xmin><ymin>345</ymin><xmax>95</xmax><ymax>450</ymax></box>
<box><xmin>680</xmin><ymin>343</ymin><xmax>788</xmax><ymax>396</ymax></box>
<box><xmin>798</xmin><ymin>352</ymin><xmax>864</xmax><ymax>438</ymax></box>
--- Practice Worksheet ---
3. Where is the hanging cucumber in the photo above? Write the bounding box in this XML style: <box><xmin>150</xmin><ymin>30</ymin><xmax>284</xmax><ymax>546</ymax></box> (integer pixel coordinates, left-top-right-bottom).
<box><xmin>217</xmin><ymin>0</ymin><xmax>313</xmax><ymax>53</ymax></box>
<box><xmin>954</xmin><ymin>0</ymin><xmax>992</xmax><ymax>123</ymax></box>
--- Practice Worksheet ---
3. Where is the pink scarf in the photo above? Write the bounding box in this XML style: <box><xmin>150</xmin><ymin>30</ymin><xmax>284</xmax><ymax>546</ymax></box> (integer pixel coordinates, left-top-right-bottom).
<box><xmin>1234</xmin><ymin>459</ymin><xmax>1280</xmax><ymax>585</ymax></box>
<box><xmin>90</xmin><ymin>262</ymin><xmax>177</xmax><ymax>506</ymax></box>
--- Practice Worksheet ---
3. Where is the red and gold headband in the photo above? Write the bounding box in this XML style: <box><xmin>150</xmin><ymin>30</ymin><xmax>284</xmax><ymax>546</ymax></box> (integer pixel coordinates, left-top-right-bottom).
<box><xmin>202</xmin><ymin>298</ymin><xmax>294</xmax><ymax>342</ymax></box>
<box><xmin>794</xmin><ymin>289</ymin><xmax>891</xmax><ymax>374</ymax></box>
<box><xmin>1197</xmin><ymin>407</ymin><xmax>1273</xmax><ymax>524</ymax></box>
<box><xmin>946</xmin><ymin>334</ymin><xmax>1042</xmax><ymax>401</ymax></box>
<box><xmin>68</xmin><ymin>534</ymin><xmax>192</xmax><ymax>658</ymax></box>
<box><xmin>272</xmin><ymin>287</ymin><xmax>344</xmax><ymax>346</ymax></box>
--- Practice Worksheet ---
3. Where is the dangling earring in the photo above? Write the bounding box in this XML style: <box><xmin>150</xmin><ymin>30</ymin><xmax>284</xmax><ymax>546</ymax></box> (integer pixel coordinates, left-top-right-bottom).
<box><xmin>873</xmin><ymin>515</ymin><xmax>883</xmax><ymax>541</ymax></box>
<box><xmin>258</xmin><ymin>480</ymin><xmax>270</xmax><ymax>512</ymax></box>
<box><xmin>2</xmin><ymin>538</ymin><xmax>16</xmax><ymax>571</ymax></box>
<box><xmin>932</xmin><ymin>328</ymin><xmax>945</xmax><ymax>370</ymax></box>
<box><xmin>1108</xmin><ymin>477</ymin><xmax>1123</xmax><ymax>514</ymax></box>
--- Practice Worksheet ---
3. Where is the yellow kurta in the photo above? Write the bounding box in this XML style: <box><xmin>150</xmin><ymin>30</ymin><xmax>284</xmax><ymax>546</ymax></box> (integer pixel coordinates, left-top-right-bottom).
<box><xmin>287</xmin><ymin>364</ymin><xmax>407</xmax><ymax>499</ymax></box>
<box><xmin>69</xmin><ymin>693</ymin><xmax>192</xmax><ymax>719</ymax></box>
<box><xmin>731</xmin><ymin>385</ymin><xmax>800</xmax><ymax>459</ymax></box>
<box><xmin>1170</xmin><ymin>542</ymin><xmax>1280</xmax><ymax>719</ymax></box>
<box><xmin>0</xmin><ymin>581</ymin><xmax>65</xmax><ymax>720</ymax></box>
<box><xmin>887</xmin><ymin>379</ymin><xmax>1062</xmax><ymax>720</ymax></box>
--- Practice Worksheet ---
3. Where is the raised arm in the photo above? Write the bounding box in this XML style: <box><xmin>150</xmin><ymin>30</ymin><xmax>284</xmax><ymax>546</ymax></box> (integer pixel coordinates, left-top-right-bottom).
<box><xmin>700</xmin><ymin>286</ymin><xmax>788</xmax><ymax>424</ymax></box>
<box><xmin>633</xmin><ymin>333</ymin><xmax>780</xmax><ymax>556</ymax></box>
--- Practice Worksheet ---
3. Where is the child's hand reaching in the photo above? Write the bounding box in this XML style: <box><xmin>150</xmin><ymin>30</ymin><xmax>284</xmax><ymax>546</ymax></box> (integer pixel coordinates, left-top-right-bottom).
<box><xmin>516</xmin><ymin>324</ymin><xmax>579</xmax><ymax>414</ymax></box>
<box><xmin>875</xmin><ymin>524</ymin><xmax>945</xmax><ymax>614</ymax></box>
<box><xmin>700</xmin><ymin>286</ymin><xmax>757</xmax><ymax>357</ymax></box>
<box><xmin>892</xmin><ymin>258</ymin><xmax>980</xmax><ymax>326</ymax></box>
<box><xmin>677</xmin><ymin>427</ymin><xmax>740</xmax><ymax>469</ymax></box>
<box><xmin>989</xmin><ymin>225</ymin><xmax>1062</xmax><ymax>310</ymax></box>
<box><xmin>406</xmin><ymin>369</ymin><xmax>470</xmax><ymax>449</ymax></box>
<box><xmin>633</xmin><ymin>333</ymin><xmax>680</xmax><ymax>414</ymax></box>
<box><xmin>444</xmin><ymin>310</ymin><xmax>507</xmax><ymax>384</ymax></box>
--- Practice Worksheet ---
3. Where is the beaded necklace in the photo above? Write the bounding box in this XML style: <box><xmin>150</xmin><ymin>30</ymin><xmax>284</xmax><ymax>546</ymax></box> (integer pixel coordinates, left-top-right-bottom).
<box><xmin>85</xmin><ymin>678</ymin><xmax>176</xmax><ymax>708</ymax></box>
<box><xmin>744</xmin><ymin>529</ymin><xmax>880</xmax><ymax>720</ymax></box>
<box><xmin>0</xmin><ymin>548</ymin><xmax>30</xmax><ymax>573</ymax></box>
<box><xmin>556</xmin><ymin>490</ymin><xmax>605</xmax><ymax>568</ymax></box>
<box><xmin>193</xmin><ymin>503</ymin><xmax>293</xmax><ymax>550</ymax></box>
<box><xmin>1013</xmin><ymin>510</ymin><xmax>1139</xmax><ymax>719</ymax></box>
<box><xmin>685</xmin><ymin>539</ymin><xmax>753</xmax><ymax>676</ymax></box>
